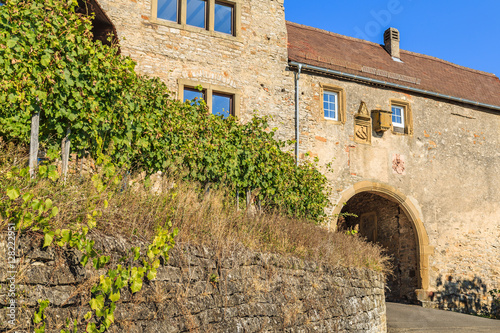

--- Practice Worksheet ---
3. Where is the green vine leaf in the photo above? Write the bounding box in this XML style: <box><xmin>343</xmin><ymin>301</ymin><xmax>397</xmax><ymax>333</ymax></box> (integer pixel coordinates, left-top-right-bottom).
<box><xmin>48</xmin><ymin>169</ymin><xmax>59</xmax><ymax>182</ymax></box>
<box><xmin>81</xmin><ymin>255</ymin><xmax>89</xmax><ymax>267</ymax></box>
<box><xmin>109</xmin><ymin>290</ymin><xmax>120</xmax><ymax>302</ymax></box>
<box><xmin>50</xmin><ymin>207</ymin><xmax>59</xmax><ymax>218</ymax></box>
<box><xmin>6</xmin><ymin>186</ymin><xmax>20</xmax><ymax>200</ymax></box>
<box><xmin>89</xmin><ymin>294</ymin><xmax>104</xmax><ymax>311</ymax></box>
<box><xmin>147</xmin><ymin>269</ymin><xmax>157</xmax><ymax>281</ymax></box>
<box><xmin>84</xmin><ymin>311</ymin><xmax>92</xmax><ymax>321</ymax></box>
<box><xmin>43</xmin><ymin>231</ymin><xmax>55</xmax><ymax>248</ymax></box>
<box><xmin>130</xmin><ymin>277</ymin><xmax>143</xmax><ymax>293</ymax></box>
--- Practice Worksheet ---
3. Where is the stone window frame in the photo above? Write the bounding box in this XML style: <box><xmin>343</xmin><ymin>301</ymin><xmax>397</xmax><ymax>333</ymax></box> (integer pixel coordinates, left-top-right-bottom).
<box><xmin>320</xmin><ymin>83</ymin><xmax>346</xmax><ymax>125</ymax></box>
<box><xmin>151</xmin><ymin>0</ymin><xmax>242</xmax><ymax>41</ymax></box>
<box><xmin>390</xmin><ymin>99</ymin><xmax>413</xmax><ymax>135</ymax></box>
<box><xmin>178</xmin><ymin>79</ymin><xmax>241</xmax><ymax>118</ymax></box>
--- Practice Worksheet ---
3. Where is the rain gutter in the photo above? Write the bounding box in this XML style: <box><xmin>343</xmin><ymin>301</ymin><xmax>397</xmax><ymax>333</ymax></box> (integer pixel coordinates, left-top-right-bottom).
<box><xmin>289</xmin><ymin>61</ymin><xmax>500</xmax><ymax>112</ymax></box>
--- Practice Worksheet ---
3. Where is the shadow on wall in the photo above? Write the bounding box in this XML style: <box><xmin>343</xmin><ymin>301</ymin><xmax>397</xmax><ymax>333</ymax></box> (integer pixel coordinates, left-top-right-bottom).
<box><xmin>433</xmin><ymin>275</ymin><xmax>499</xmax><ymax>319</ymax></box>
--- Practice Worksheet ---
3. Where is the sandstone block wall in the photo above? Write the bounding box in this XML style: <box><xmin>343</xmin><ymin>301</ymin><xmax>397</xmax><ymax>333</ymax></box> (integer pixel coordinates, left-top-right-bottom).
<box><xmin>92</xmin><ymin>0</ymin><xmax>500</xmax><ymax>315</ymax></box>
<box><xmin>95</xmin><ymin>0</ymin><xmax>296</xmax><ymax>141</ymax></box>
<box><xmin>0</xmin><ymin>233</ymin><xmax>387</xmax><ymax>332</ymax></box>
<box><xmin>296</xmin><ymin>72</ymin><xmax>500</xmax><ymax>313</ymax></box>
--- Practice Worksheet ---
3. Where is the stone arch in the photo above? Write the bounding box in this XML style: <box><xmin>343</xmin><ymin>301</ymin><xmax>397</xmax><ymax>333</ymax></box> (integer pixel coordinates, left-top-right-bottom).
<box><xmin>332</xmin><ymin>181</ymin><xmax>434</xmax><ymax>301</ymax></box>
<box><xmin>77</xmin><ymin>0</ymin><xmax>119</xmax><ymax>48</ymax></box>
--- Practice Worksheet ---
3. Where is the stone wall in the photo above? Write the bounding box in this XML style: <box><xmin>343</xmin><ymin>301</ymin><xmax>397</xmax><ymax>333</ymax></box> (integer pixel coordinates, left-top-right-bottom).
<box><xmin>91</xmin><ymin>0</ymin><xmax>500</xmax><ymax>315</ymax></box>
<box><xmin>94</xmin><ymin>0</ymin><xmax>296</xmax><ymax>141</ymax></box>
<box><xmin>0</xmin><ymin>233</ymin><xmax>387</xmax><ymax>332</ymax></box>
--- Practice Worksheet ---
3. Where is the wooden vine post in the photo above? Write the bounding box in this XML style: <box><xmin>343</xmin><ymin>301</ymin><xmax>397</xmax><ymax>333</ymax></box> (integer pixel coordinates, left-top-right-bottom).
<box><xmin>236</xmin><ymin>189</ymin><xmax>239</xmax><ymax>211</ymax></box>
<box><xmin>29</xmin><ymin>112</ymin><xmax>40</xmax><ymax>178</ymax></box>
<box><xmin>61</xmin><ymin>128</ymin><xmax>71</xmax><ymax>181</ymax></box>
<box><xmin>246</xmin><ymin>188</ymin><xmax>251</xmax><ymax>212</ymax></box>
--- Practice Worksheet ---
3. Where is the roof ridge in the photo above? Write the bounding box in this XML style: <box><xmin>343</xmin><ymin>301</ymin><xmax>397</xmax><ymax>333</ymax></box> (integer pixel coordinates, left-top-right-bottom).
<box><xmin>285</xmin><ymin>21</ymin><xmax>382</xmax><ymax>48</ymax></box>
<box><xmin>400</xmin><ymin>49</ymin><xmax>497</xmax><ymax>78</ymax></box>
<box><xmin>286</xmin><ymin>21</ymin><xmax>499</xmax><ymax>80</ymax></box>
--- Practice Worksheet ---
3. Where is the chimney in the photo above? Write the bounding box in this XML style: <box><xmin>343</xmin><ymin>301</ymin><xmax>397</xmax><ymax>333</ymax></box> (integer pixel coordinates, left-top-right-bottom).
<box><xmin>384</xmin><ymin>27</ymin><xmax>400</xmax><ymax>60</ymax></box>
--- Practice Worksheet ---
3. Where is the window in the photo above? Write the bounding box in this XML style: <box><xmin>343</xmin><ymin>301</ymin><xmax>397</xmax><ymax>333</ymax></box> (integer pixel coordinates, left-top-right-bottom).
<box><xmin>320</xmin><ymin>84</ymin><xmax>346</xmax><ymax>124</ymax></box>
<box><xmin>323</xmin><ymin>91</ymin><xmax>338</xmax><ymax>120</ymax></box>
<box><xmin>391</xmin><ymin>105</ymin><xmax>404</xmax><ymax>128</ymax></box>
<box><xmin>212</xmin><ymin>92</ymin><xmax>232</xmax><ymax>118</ymax></box>
<box><xmin>153</xmin><ymin>0</ymin><xmax>239</xmax><ymax>37</ymax></box>
<box><xmin>390</xmin><ymin>99</ymin><xmax>413</xmax><ymax>135</ymax></box>
<box><xmin>183</xmin><ymin>87</ymin><xmax>205</xmax><ymax>104</ymax></box>
<box><xmin>180</xmin><ymin>79</ymin><xmax>240</xmax><ymax>118</ymax></box>
<box><xmin>186</xmin><ymin>0</ymin><xmax>206</xmax><ymax>28</ymax></box>
<box><xmin>214</xmin><ymin>2</ymin><xmax>233</xmax><ymax>35</ymax></box>
<box><xmin>157</xmin><ymin>0</ymin><xmax>178</xmax><ymax>22</ymax></box>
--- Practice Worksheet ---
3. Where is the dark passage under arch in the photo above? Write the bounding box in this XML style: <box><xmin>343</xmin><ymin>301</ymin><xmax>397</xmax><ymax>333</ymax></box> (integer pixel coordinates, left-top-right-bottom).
<box><xmin>340</xmin><ymin>192</ymin><xmax>419</xmax><ymax>303</ymax></box>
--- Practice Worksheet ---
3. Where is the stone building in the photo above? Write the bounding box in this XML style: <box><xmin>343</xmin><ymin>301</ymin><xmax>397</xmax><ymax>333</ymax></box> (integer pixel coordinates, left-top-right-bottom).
<box><xmin>90</xmin><ymin>0</ymin><xmax>499</xmax><ymax>313</ymax></box>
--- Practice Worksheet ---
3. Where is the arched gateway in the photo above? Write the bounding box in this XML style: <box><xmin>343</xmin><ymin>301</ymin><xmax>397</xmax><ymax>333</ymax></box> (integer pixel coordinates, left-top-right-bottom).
<box><xmin>332</xmin><ymin>181</ymin><xmax>434</xmax><ymax>303</ymax></box>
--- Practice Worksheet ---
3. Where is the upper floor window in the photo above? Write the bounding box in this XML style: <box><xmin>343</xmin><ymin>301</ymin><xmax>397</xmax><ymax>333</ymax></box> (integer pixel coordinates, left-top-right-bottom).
<box><xmin>214</xmin><ymin>2</ymin><xmax>233</xmax><ymax>35</ymax></box>
<box><xmin>390</xmin><ymin>99</ymin><xmax>413</xmax><ymax>135</ymax></box>
<box><xmin>320</xmin><ymin>83</ymin><xmax>346</xmax><ymax>124</ymax></box>
<box><xmin>323</xmin><ymin>91</ymin><xmax>338</xmax><ymax>121</ymax></box>
<box><xmin>186</xmin><ymin>0</ymin><xmax>207</xmax><ymax>29</ymax></box>
<box><xmin>391</xmin><ymin>105</ymin><xmax>404</xmax><ymax>128</ymax></box>
<box><xmin>153</xmin><ymin>0</ymin><xmax>238</xmax><ymax>37</ymax></box>
<box><xmin>157</xmin><ymin>0</ymin><xmax>178</xmax><ymax>22</ymax></box>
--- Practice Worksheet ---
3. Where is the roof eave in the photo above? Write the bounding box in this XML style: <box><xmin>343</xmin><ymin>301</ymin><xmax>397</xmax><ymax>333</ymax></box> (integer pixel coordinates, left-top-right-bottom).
<box><xmin>289</xmin><ymin>61</ymin><xmax>500</xmax><ymax>113</ymax></box>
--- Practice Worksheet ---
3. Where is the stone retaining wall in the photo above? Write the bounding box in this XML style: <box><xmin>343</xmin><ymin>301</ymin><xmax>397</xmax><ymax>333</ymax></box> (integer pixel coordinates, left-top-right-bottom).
<box><xmin>0</xmin><ymin>233</ymin><xmax>386</xmax><ymax>332</ymax></box>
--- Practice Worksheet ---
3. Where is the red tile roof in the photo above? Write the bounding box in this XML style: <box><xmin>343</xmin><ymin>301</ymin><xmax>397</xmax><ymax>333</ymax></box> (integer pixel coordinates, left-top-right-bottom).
<box><xmin>287</xmin><ymin>22</ymin><xmax>500</xmax><ymax>109</ymax></box>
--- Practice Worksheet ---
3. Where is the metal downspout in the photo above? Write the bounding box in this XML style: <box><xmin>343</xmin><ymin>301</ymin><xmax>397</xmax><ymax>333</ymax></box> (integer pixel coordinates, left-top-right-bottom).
<box><xmin>289</xmin><ymin>61</ymin><xmax>500</xmax><ymax>112</ymax></box>
<box><xmin>295</xmin><ymin>64</ymin><xmax>302</xmax><ymax>166</ymax></box>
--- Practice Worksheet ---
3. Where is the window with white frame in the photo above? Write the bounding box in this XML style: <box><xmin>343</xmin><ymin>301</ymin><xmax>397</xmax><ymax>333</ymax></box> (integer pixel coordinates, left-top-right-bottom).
<box><xmin>391</xmin><ymin>105</ymin><xmax>405</xmax><ymax>128</ymax></box>
<box><xmin>154</xmin><ymin>0</ymin><xmax>237</xmax><ymax>36</ymax></box>
<box><xmin>323</xmin><ymin>91</ymin><xmax>338</xmax><ymax>121</ymax></box>
<box><xmin>390</xmin><ymin>100</ymin><xmax>413</xmax><ymax>135</ymax></box>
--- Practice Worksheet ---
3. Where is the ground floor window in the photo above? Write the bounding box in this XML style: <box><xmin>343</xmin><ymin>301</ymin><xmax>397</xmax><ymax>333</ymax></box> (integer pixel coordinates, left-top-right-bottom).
<box><xmin>212</xmin><ymin>92</ymin><xmax>233</xmax><ymax>118</ymax></box>
<box><xmin>183</xmin><ymin>87</ymin><xmax>206</xmax><ymax>103</ymax></box>
<box><xmin>179</xmin><ymin>79</ymin><xmax>240</xmax><ymax>118</ymax></box>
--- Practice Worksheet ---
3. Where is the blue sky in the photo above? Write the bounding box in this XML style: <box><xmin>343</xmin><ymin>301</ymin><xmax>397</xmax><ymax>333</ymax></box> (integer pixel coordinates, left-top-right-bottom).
<box><xmin>284</xmin><ymin>0</ymin><xmax>500</xmax><ymax>77</ymax></box>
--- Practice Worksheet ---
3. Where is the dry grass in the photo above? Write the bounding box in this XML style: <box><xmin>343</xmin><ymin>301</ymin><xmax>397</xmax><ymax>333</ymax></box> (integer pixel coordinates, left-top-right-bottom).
<box><xmin>0</xmin><ymin>143</ymin><xmax>390</xmax><ymax>274</ymax></box>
